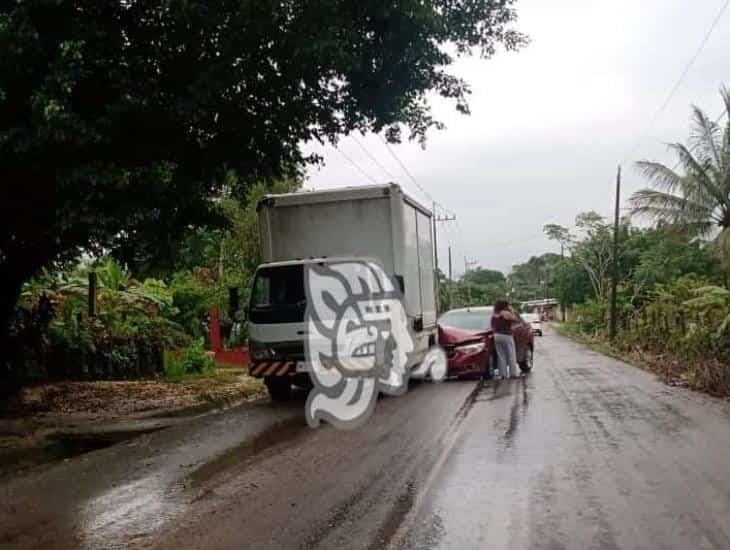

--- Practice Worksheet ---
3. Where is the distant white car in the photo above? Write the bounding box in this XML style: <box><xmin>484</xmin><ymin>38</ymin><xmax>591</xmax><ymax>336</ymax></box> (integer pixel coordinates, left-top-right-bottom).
<box><xmin>522</xmin><ymin>313</ymin><xmax>543</xmax><ymax>336</ymax></box>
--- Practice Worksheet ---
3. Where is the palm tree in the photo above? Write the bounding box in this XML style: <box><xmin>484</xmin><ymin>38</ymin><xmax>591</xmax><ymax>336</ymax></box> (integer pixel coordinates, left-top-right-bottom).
<box><xmin>631</xmin><ymin>87</ymin><xmax>730</xmax><ymax>273</ymax></box>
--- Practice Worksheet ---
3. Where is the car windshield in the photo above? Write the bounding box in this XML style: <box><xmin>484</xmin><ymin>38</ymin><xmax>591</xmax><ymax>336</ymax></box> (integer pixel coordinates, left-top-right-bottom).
<box><xmin>523</xmin><ymin>313</ymin><xmax>539</xmax><ymax>322</ymax></box>
<box><xmin>438</xmin><ymin>309</ymin><xmax>492</xmax><ymax>330</ymax></box>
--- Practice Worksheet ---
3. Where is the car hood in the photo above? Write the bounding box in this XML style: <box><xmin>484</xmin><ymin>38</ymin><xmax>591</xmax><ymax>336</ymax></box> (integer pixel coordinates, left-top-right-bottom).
<box><xmin>438</xmin><ymin>325</ymin><xmax>491</xmax><ymax>345</ymax></box>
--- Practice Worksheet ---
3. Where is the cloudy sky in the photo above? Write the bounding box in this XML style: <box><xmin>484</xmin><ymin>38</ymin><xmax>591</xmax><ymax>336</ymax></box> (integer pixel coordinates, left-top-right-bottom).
<box><xmin>302</xmin><ymin>0</ymin><xmax>730</xmax><ymax>276</ymax></box>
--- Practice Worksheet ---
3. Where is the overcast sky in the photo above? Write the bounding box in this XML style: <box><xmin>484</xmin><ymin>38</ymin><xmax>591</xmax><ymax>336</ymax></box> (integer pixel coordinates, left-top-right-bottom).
<box><xmin>302</xmin><ymin>0</ymin><xmax>730</xmax><ymax>276</ymax></box>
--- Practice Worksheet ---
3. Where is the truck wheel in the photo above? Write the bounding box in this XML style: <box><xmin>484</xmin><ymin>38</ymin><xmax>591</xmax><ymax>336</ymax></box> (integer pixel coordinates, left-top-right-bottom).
<box><xmin>265</xmin><ymin>376</ymin><xmax>292</xmax><ymax>401</ymax></box>
<box><xmin>519</xmin><ymin>347</ymin><xmax>534</xmax><ymax>373</ymax></box>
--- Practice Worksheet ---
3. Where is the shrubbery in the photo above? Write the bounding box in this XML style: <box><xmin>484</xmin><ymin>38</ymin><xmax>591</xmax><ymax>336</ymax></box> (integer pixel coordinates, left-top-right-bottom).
<box><xmin>566</xmin><ymin>275</ymin><xmax>730</xmax><ymax>396</ymax></box>
<box><xmin>8</xmin><ymin>259</ymin><xmax>189</xmax><ymax>383</ymax></box>
<box><xmin>571</xmin><ymin>300</ymin><xmax>609</xmax><ymax>336</ymax></box>
<box><xmin>164</xmin><ymin>339</ymin><xmax>216</xmax><ymax>380</ymax></box>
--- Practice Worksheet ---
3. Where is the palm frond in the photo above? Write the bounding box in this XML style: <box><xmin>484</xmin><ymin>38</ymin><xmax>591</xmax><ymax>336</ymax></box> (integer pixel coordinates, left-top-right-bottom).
<box><xmin>720</xmin><ymin>86</ymin><xmax>730</xmax><ymax>202</ymax></box>
<box><xmin>629</xmin><ymin>188</ymin><xmax>717</xmax><ymax>237</ymax></box>
<box><xmin>667</xmin><ymin>142</ymin><xmax>726</xmax><ymax>207</ymax></box>
<box><xmin>722</xmin><ymin>85</ymin><xmax>730</xmax><ymax>150</ymax></box>
<box><xmin>634</xmin><ymin>160</ymin><xmax>682</xmax><ymax>193</ymax></box>
<box><xmin>634</xmin><ymin>87</ymin><xmax>730</xmax><ymax>258</ymax></box>
<box><xmin>690</xmin><ymin>104</ymin><xmax>722</xmax><ymax>169</ymax></box>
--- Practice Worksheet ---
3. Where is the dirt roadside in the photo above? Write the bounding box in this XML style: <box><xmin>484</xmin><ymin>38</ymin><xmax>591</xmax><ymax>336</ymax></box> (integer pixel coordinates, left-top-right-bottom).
<box><xmin>0</xmin><ymin>365</ymin><xmax>266</xmax><ymax>480</ymax></box>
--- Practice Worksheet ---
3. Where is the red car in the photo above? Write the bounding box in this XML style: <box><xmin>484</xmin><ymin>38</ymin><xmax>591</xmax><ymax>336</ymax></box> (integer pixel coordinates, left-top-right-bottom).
<box><xmin>437</xmin><ymin>306</ymin><xmax>534</xmax><ymax>378</ymax></box>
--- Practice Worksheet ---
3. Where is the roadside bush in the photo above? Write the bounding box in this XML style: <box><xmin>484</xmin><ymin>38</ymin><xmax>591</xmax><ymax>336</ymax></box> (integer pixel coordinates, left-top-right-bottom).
<box><xmin>180</xmin><ymin>338</ymin><xmax>216</xmax><ymax>374</ymax></box>
<box><xmin>566</xmin><ymin>275</ymin><xmax>730</xmax><ymax>397</ymax></box>
<box><xmin>164</xmin><ymin>339</ymin><xmax>216</xmax><ymax>380</ymax></box>
<box><xmin>571</xmin><ymin>299</ymin><xmax>608</xmax><ymax>336</ymax></box>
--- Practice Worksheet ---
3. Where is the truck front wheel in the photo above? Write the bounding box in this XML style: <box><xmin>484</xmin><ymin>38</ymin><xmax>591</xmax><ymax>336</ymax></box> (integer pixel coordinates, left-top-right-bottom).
<box><xmin>264</xmin><ymin>376</ymin><xmax>293</xmax><ymax>401</ymax></box>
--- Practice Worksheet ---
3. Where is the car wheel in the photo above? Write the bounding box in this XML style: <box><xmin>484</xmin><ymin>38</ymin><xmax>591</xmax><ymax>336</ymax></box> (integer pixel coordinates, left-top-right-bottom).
<box><xmin>265</xmin><ymin>376</ymin><xmax>293</xmax><ymax>401</ymax></box>
<box><xmin>519</xmin><ymin>347</ymin><xmax>533</xmax><ymax>373</ymax></box>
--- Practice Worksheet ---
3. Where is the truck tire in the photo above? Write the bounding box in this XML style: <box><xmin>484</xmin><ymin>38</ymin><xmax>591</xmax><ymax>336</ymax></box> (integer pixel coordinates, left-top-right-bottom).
<box><xmin>265</xmin><ymin>376</ymin><xmax>292</xmax><ymax>401</ymax></box>
<box><xmin>519</xmin><ymin>347</ymin><xmax>534</xmax><ymax>373</ymax></box>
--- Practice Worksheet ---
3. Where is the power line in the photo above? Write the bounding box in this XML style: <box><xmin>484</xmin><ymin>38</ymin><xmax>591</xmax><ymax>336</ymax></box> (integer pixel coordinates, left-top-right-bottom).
<box><xmin>350</xmin><ymin>135</ymin><xmax>397</xmax><ymax>182</ymax></box>
<box><xmin>334</xmin><ymin>143</ymin><xmax>379</xmax><ymax>185</ymax></box>
<box><xmin>628</xmin><ymin>0</ymin><xmax>730</xmax><ymax>165</ymax></box>
<box><xmin>642</xmin><ymin>0</ymin><xmax>730</xmax><ymax>137</ymax></box>
<box><xmin>376</xmin><ymin>134</ymin><xmax>456</xmax><ymax>217</ymax></box>
<box><xmin>377</xmin><ymin>135</ymin><xmax>424</xmax><ymax>195</ymax></box>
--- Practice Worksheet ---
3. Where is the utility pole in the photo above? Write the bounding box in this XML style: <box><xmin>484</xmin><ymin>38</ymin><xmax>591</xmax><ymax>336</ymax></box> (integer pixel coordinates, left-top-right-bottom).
<box><xmin>464</xmin><ymin>257</ymin><xmax>478</xmax><ymax>305</ymax></box>
<box><xmin>448</xmin><ymin>246</ymin><xmax>452</xmax><ymax>281</ymax></box>
<box><xmin>433</xmin><ymin>204</ymin><xmax>456</xmax><ymax>275</ymax></box>
<box><xmin>609</xmin><ymin>165</ymin><xmax>621</xmax><ymax>342</ymax></box>
<box><xmin>433</xmin><ymin>203</ymin><xmax>456</xmax><ymax>313</ymax></box>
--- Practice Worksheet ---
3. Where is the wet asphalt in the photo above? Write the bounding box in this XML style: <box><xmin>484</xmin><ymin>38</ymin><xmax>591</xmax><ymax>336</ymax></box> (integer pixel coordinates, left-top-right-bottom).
<box><xmin>2</xmin><ymin>325</ymin><xmax>730</xmax><ymax>549</ymax></box>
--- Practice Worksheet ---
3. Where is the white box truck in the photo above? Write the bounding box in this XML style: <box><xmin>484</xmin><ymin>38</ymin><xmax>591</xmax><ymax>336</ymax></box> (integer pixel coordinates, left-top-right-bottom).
<box><xmin>247</xmin><ymin>183</ymin><xmax>437</xmax><ymax>399</ymax></box>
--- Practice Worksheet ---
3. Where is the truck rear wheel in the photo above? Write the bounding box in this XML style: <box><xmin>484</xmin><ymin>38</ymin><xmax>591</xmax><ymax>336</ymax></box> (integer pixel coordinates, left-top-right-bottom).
<box><xmin>265</xmin><ymin>376</ymin><xmax>292</xmax><ymax>401</ymax></box>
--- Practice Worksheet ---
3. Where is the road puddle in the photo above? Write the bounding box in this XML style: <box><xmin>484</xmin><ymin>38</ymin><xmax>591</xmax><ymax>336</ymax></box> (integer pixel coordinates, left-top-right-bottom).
<box><xmin>0</xmin><ymin>428</ymin><xmax>162</xmax><ymax>480</ymax></box>
<box><xmin>81</xmin><ymin>473</ymin><xmax>178</xmax><ymax>549</ymax></box>
<box><xmin>188</xmin><ymin>416</ymin><xmax>309</xmax><ymax>487</ymax></box>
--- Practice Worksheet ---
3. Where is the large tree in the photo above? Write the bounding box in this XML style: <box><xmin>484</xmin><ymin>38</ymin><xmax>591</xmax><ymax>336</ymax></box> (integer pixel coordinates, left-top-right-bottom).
<box><xmin>0</xmin><ymin>1</ymin><xmax>526</xmax><ymax>342</ymax></box>
<box><xmin>543</xmin><ymin>213</ymin><xmax>616</xmax><ymax>301</ymax></box>
<box><xmin>631</xmin><ymin>87</ymin><xmax>730</xmax><ymax>276</ymax></box>
<box><xmin>509</xmin><ymin>252</ymin><xmax>561</xmax><ymax>302</ymax></box>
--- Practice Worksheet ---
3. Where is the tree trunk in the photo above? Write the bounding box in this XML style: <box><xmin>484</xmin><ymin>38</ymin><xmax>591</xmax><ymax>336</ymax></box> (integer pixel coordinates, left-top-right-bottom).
<box><xmin>1</xmin><ymin>166</ymin><xmax>57</xmax><ymax>374</ymax></box>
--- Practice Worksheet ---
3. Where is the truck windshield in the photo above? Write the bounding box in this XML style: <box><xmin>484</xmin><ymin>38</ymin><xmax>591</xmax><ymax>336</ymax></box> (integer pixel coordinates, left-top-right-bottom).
<box><xmin>250</xmin><ymin>265</ymin><xmax>306</xmax><ymax>324</ymax></box>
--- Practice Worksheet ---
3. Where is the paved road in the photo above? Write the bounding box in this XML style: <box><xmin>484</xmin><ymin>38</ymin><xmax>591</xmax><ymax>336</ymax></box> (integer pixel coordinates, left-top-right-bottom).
<box><xmin>2</xmin><ymin>326</ymin><xmax>730</xmax><ymax>549</ymax></box>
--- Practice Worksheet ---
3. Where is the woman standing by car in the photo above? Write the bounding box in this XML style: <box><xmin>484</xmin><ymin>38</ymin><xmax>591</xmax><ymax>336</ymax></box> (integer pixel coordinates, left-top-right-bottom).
<box><xmin>491</xmin><ymin>299</ymin><xmax>519</xmax><ymax>379</ymax></box>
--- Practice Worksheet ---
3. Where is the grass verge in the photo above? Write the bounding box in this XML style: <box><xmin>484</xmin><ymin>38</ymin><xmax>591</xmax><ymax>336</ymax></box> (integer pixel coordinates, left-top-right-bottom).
<box><xmin>553</xmin><ymin>322</ymin><xmax>730</xmax><ymax>396</ymax></box>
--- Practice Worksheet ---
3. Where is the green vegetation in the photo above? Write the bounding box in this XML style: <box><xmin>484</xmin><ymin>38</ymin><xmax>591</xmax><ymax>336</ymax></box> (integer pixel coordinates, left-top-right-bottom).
<box><xmin>550</xmin><ymin>87</ymin><xmax>730</xmax><ymax>396</ymax></box>
<box><xmin>6</xmin><ymin>176</ymin><xmax>295</xmax><ymax>386</ymax></box>
<box><xmin>15</xmin><ymin>258</ymin><xmax>189</xmax><ymax>382</ymax></box>
<box><xmin>439</xmin><ymin>267</ymin><xmax>508</xmax><ymax>311</ymax></box>
<box><xmin>164</xmin><ymin>340</ymin><xmax>216</xmax><ymax>381</ymax></box>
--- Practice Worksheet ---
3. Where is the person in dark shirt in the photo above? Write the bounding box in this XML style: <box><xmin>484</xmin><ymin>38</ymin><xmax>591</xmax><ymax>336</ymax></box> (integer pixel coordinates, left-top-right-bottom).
<box><xmin>491</xmin><ymin>299</ymin><xmax>518</xmax><ymax>379</ymax></box>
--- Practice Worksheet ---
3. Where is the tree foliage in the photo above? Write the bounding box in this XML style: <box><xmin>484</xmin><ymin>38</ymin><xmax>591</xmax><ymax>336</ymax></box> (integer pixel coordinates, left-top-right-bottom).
<box><xmin>438</xmin><ymin>266</ymin><xmax>507</xmax><ymax>311</ymax></box>
<box><xmin>509</xmin><ymin>253</ymin><xmax>561</xmax><ymax>302</ymax></box>
<box><xmin>544</xmin><ymin>213</ymin><xmax>722</xmax><ymax>312</ymax></box>
<box><xmin>0</xmin><ymin>1</ymin><xmax>526</xmax><ymax>343</ymax></box>
<box><xmin>169</xmin><ymin>177</ymin><xmax>300</xmax><ymax>338</ymax></box>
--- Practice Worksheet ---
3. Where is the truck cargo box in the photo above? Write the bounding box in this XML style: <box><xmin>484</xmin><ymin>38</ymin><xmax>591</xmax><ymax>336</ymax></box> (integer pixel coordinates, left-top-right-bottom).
<box><xmin>257</xmin><ymin>184</ymin><xmax>436</xmax><ymax>328</ymax></box>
